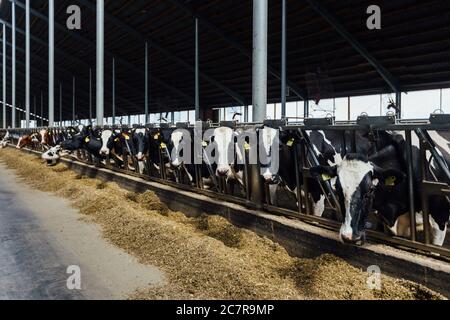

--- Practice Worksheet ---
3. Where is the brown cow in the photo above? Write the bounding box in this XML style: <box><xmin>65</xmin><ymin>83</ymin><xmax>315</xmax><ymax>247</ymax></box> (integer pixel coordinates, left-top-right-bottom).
<box><xmin>16</xmin><ymin>133</ymin><xmax>40</xmax><ymax>149</ymax></box>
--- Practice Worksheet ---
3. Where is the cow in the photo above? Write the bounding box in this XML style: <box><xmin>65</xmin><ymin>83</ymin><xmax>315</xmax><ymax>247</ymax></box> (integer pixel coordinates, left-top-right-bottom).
<box><xmin>259</xmin><ymin>127</ymin><xmax>379</xmax><ymax>218</ymax></box>
<box><xmin>16</xmin><ymin>133</ymin><xmax>40</xmax><ymax>149</ymax></box>
<box><xmin>132</xmin><ymin>127</ymin><xmax>151</xmax><ymax>174</ymax></box>
<box><xmin>168</xmin><ymin>127</ymin><xmax>212</xmax><ymax>186</ymax></box>
<box><xmin>0</xmin><ymin>131</ymin><xmax>10</xmax><ymax>148</ymax></box>
<box><xmin>42</xmin><ymin>145</ymin><xmax>63</xmax><ymax>166</ymax></box>
<box><xmin>202</xmin><ymin>126</ymin><xmax>247</xmax><ymax>195</ymax></box>
<box><xmin>310</xmin><ymin>130</ymin><xmax>450</xmax><ymax>246</ymax></box>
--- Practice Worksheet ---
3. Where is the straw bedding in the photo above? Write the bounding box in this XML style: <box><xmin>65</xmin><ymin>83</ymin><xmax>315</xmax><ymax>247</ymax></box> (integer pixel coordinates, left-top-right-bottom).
<box><xmin>0</xmin><ymin>148</ymin><xmax>445</xmax><ymax>300</ymax></box>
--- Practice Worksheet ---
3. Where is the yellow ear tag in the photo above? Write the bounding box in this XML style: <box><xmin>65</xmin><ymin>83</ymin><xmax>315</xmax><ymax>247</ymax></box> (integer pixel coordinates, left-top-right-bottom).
<box><xmin>202</xmin><ymin>141</ymin><xmax>208</xmax><ymax>147</ymax></box>
<box><xmin>287</xmin><ymin>139</ymin><xmax>295</xmax><ymax>147</ymax></box>
<box><xmin>244</xmin><ymin>142</ymin><xmax>250</xmax><ymax>150</ymax></box>
<box><xmin>85</xmin><ymin>137</ymin><xmax>90</xmax><ymax>143</ymax></box>
<box><xmin>385</xmin><ymin>176</ymin><xmax>396</xmax><ymax>186</ymax></box>
<box><xmin>123</xmin><ymin>134</ymin><xmax>130</xmax><ymax>140</ymax></box>
<box><xmin>154</xmin><ymin>134</ymin><xmax>159</xmax><ymax>140</ymax></box>
<box><xmin>160</xmin><ymin>143</ymin><xmax>167</xmax><ymax>149</ymax></box>
<box><xmin>321</xmin><ymin>173</ymin><xmax>332</xmax><ymax>181</ymax></box>
<box><xmin>114</xmin><ymin>138</ymin><xmax>119</xmax><ymax>142</ymax></box>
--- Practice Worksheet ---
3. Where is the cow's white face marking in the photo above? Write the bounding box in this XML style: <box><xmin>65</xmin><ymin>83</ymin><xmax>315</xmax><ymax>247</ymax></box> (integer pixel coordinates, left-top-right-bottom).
<box><xmin>39</xmin><ymin>129</ymin><xmax>48</xmax><ymax>145</ymax></box>
<box><xmin>171</xmin><ymin>131</ymin><xmax>184</xmax><ymax>167</ymax></box>
<box><xmin>134</xmin><ymin>128</ymin><xmax>147</xmax><ymax>161</ymax></box>
<box><xmin>430</xmin><ymin>215</ymin><xmax>447</xmax><ymax>246</ymax></box>
<box><xmin>213</xmin><ymin>127</ymin><xmax>234</xmax><ymax>177</ymax></box>
<box><xmin>313</xmin><ymin>195</ymin><xmax>326</xmax><ymax>217</ymax></box>
<box><xmin>337</xmin><ymin>158</ymin><xmax>374</xmax><ymax>241</ymax></box>
<box><xmin>100</xmin><ymin>130</ymin><xmax>113</xmax><ymax>155</ymax></box>
<box><xmin>260</xmin><ymin>127</ymin><xmax>278</xmax><ymax>181</ymax></box>
<box><xmin>318</xmin><ymin>130</ymin><xmax>343</xmax><ymax>166</ymax></box>
<box><xmin>16</xmin><ymin>137</ymin><xmax>22</xmax><ymax>149</ymax></box>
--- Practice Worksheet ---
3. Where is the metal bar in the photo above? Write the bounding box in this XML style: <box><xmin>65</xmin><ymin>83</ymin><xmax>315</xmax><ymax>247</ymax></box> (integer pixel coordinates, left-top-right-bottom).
<box><xmin>48</xmin><ymin>0</ymin><xmax>54</xmax><ymax>127</ymax></box>
<box><xmin>72</xmin><ymin>77</ymin><xmax>75</xmax><ymax>124</ymax></box>
<box><xmin>419</xmin><ymin>138</ymin><xmax>431</xmax><ymax>245</ymax></box>
<box><xmin>304</xmin><ymin>100</ymin><xmax>309</xmax><ymax>118</ymax></box>
<box><xmin>405</xmin><ymin>131</ymin><xmax>417</xmax><ymax>241</ymax></box>
<box><xmin>306</xmin><ymin>0</ymin><xmax>400</xmax><ymax>93</ymax></box>
<box><xmin>252</xmin><ymin>0</ymin><xmax>268</xmax><ymax>122</ymax></box>
<box><xmin>11</xmin><ymin>2</ymin><xmax>15</xmax><ymax>128</ymax></box>
<box><xmin>96</xmin><ymin>0</ymin><xmax>104</xmax><ymax>126</ymax></box>
<box><xmin>59</xmin><ymin>83</ymin><xmax>62</xmax><ymax>126</ymax></box>
<box><xmin>40</xmin><ymin>91</ymin><xmax>43</xmax><ymax>127</ymax></box>
<box><xmin>89</xmin><ymin>68</ymin><xmax>92</xmax><ymax>123</ymax></box>
<box><xmin>2</xmin><ymin>23</ymin><xmax>5</xmax><ymax>129</ymax></box>
<box><xmin>33</xmin><ymin>95</ymin><xmax>36</xmax><ymax>125</ymax></box>
<box><xmin>416</xmin><ymin>129</ymin><xmax>450</xmax><ymax>184</ymax></box>
<box><xmin>281</xmin><ymin>0</ymin><xmax>287</xmax><ymax>118</ymax></box>
<box><xmin>25</xmin><ymin>0</ymin><xmax>30</xmax><ymax>128</ymax></box>
<box><xmin>396</xmin><ymin>91</ymin><xmax>402</xmax><ymax>119</ymax></box>
<box><xmin>145</xmin><ymin>42</ymin><xmax>148</xmax><ymax>123</ymax></box>
<box><xmin>195</xmin><ymin>18</ymin><xmax>200</xmax><ymax>121</ymax></box>
<box><xmin>112</xmin><ymin>58</ymin><xmax>115</xmax><ymax>125</ymax></box>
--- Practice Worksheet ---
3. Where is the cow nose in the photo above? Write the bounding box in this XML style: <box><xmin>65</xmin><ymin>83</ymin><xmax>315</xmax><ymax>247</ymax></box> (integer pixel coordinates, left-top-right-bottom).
<box><xmin>340</xmin><ymin>232</ymin><xmax>354</xmax><ymax>243</ymax></box>
<box><xmin>217</xmin><ymin>168</ymin><xmax>229</xmax><ymax>177</ymax></box>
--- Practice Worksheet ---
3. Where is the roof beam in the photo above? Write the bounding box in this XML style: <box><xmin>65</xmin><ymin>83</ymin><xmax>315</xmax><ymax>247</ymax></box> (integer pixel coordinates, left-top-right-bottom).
<box><xmin>166</xmin><ymin>0</ymin><xmax>308</xmax><ymax>100</ymax></box>
<box><xmin>76</xmin><ymin>0</ymin><xmax>247</xmax><ymax>106</ymax></box>
<box><xmin>7</xmin><ymin>0</ymin><xmax>194</xmax><ymax>105</ymax></box>
<box><xmin>306</xmin><ymin>0</ymin><xmax>400</xmax><ymax>93</ymax></box>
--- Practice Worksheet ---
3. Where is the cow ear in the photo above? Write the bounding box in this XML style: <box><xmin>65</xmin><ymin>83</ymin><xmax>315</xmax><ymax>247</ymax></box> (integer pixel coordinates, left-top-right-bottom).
<box><xmin>373</xmin><ymin>167</ymin><xmax>405</xmax><ymax>187</ymax></box>
<box><xmin>310</xmin><ymin>165</ymin><xmax>337</xmax><ymax>181</ymax></box>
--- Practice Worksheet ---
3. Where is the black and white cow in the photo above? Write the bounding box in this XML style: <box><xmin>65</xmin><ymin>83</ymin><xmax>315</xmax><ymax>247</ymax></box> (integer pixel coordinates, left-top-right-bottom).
<box><xmin>206</xmin><ymin>126</ymin><xmax>246</xmax><ymax>188</ymax></box>
<box><xmin>0</xmin><ymin>130</ymin><xmax>10</xmax><ymax>148</ymax></box>
<box><xmin>310</xmin><ymin>130</ymin><xmax>450</xmax><ymax>246</ymax></box>
<box><xmin>259</xmin><ymin>128</ymin><xmax>380</xmax><ymax>217</ymax></box>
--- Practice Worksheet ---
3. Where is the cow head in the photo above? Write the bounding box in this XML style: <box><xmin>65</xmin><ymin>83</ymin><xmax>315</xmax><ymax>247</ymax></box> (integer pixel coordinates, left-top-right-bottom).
<box><xmin>310</xmin><ymin>154</ymin><xmax>405</xmax><ymax>244</ymax></box>
<box><xmin>132</xmin><ymin>128</ymin><xmax>149</xmax><ymax>161</ymax></box>
<box><xmin>99</xmin><ymin>129</ymin><xmax>114</xmax><ymax>156</ymax></box>
<box><xmin>42</xmin><ymin>145</ymin><xmax>62</xmax><ymax>166</ymax></box>
<box><xmin>209</xmin><ymin>127</ymin><xmax>241</xmax><ymax>179</ymax></box>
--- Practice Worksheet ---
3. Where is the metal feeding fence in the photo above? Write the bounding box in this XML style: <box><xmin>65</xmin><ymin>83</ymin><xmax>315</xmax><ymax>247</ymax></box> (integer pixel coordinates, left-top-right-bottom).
<box><xmin>2</xmin><ymin>114</ymin><xmax>450</xmax><ymax>259</ymax></box>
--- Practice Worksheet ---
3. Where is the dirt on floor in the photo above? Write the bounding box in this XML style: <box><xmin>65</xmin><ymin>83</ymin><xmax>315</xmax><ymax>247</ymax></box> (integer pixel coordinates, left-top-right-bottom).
<box><xmin>0</xmin><ymin>147</ymin><xmax>446</xmax><ymax>300</ymax></box>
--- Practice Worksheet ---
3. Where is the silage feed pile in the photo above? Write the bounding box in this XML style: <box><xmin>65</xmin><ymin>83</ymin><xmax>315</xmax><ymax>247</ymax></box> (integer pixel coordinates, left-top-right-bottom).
<box><xmin>0</xmin><ymin>148</ymin><xmax>445</xmax><ymax>300</ymax></box>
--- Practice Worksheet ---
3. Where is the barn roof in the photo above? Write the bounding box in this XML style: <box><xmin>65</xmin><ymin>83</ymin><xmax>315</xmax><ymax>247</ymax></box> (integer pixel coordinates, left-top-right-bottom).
<box><xmin>1</xmin><ymin>0</ymin><xmax>450</xmax><ymax>121</ymax></box>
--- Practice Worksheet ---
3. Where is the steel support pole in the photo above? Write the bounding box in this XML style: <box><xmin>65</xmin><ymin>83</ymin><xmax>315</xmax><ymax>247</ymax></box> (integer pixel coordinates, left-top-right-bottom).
<box><xmin>59</xmin><ymin>83</ymin><xmax>62</xmax><ymax>126</ymax></box>
<box><xmin>145</xmin><ymin>42</ymin><xmax>148</xmax><ymax>123</ymax></box>
<box><xmin>40</xmin><ymin>91</ymin><xmax>43</xmax><ymax>127</ymax></box>
<box><xmin>396</xmin><ymin>91</ymin><xmax>402</xmax><ymax>119</ymax></box>
<box><xmin>252</xmin><ymin>0</ymin><xmax>268</xmax><ymax>122</ymax></box>
<box><xmin>72</xmin><ymin>77</ymin><xmax>75</xmax><ymax>124</ymax></box>
<box><xmin>112</xmin><ymin>58</ymin><xmax>115</xmax><ymax>125</ymax></box>
<box><xmin>2</xmin><ymin>23</ymin><xmax>6</xmax><ymax>129</ymax></box>
<box><xmin>33</xmin><ymin>95</ymin><xmax>36</xmax><ymax>126</ymax></box>
<box><xmin>25</xmin><ymin>0</ymin><xmax>30</xmax><ymax>128</ymax></box>
<box><xmin>11</xmin><ymin>1</ymin><xmax>16</xmax><ymax>128</ymax></box>
<box><xmin>89</xmin><ymin>68</ymin><xmax>92</xmax><ymax>123</ymax></box>
<box><xmin>304</xmin><ymin>100</ymin><xmax>309</xmax><ymax>118</ymax></box>
<box><xmin>195</xmin><ymin>18</ymin><xmax>200</xmax><ymax>121</ymax></box>
<box><xmin>281</xmin><ymin>0</ymin><xmax>287</xmax><ymax>119</ymax></box>
<box><xmin>96</xmin><ymin>0</ymin><xmax>104</xmax><ymax>126</ymax></box>
<box><xmin>48</xmin><ymin>0</ymin><xmax>54</xmax><ymax>127</ymax></box>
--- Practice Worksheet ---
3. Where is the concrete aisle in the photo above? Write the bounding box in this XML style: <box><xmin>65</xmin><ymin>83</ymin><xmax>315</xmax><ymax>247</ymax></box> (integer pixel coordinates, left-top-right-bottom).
<box><xmin>0</xmin><ymin>162</ymin><xmax>163</xmax><ymax>300</ymax></box>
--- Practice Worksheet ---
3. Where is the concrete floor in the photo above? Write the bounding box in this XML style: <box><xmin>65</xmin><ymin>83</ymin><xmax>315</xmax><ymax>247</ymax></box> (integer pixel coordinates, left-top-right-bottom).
<box><xmin>0</xmin><ymin>163</ymin><xmax>163</xmax><ymax>300</ymax></box>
